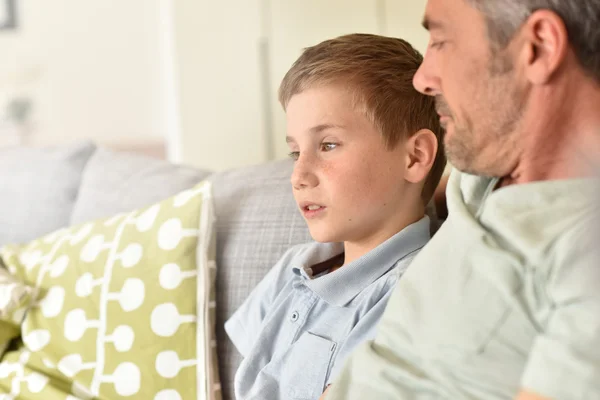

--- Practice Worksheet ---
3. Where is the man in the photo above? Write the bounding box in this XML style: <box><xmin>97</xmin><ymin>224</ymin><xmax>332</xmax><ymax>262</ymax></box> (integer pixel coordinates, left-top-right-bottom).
<box><xmin>324</xmin><ymin>0</ymin><xmax>600</xmax><ymax>399</ymax></box>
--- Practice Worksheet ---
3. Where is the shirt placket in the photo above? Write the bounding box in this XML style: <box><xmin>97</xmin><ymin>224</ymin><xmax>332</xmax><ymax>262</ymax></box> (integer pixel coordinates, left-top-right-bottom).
<box><xmin>287</xmin><ymin>286</ymin><xmax>318</xmax><ymax>344</ymax></box>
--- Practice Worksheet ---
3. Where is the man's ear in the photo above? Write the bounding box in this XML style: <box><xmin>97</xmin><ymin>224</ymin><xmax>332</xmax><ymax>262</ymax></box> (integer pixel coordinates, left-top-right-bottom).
<box><xmin>404</xmin><ymin>128</ymin><xmax>438</xmax><ymax>184</ymax></box>
<box><xmin>521</xmin><ymin>9</ymin><xmax>569</xmax><ymax>84</ymax></box>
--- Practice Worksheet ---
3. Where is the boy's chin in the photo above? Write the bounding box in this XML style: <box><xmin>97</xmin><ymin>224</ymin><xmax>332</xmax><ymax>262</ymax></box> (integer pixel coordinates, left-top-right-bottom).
<box><xmin>308</xmin><ymin>228</ymin><xmax>342</xmax><ymax>244</ymax></box>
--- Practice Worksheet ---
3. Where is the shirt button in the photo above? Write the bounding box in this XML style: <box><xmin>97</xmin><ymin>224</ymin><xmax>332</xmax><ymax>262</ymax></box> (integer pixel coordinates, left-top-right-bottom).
<box><xmin>290</xmin><ymin>311</ymin><xmax>299</xmax><ymax>322</ymax></box>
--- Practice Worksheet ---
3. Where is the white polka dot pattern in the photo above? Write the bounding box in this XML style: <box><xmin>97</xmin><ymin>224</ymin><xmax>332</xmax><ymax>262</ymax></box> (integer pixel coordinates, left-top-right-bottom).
<box><xmin>0</xmin><ymin>181</ymin><xmax>222</xmax><ymax>399</ymax></box>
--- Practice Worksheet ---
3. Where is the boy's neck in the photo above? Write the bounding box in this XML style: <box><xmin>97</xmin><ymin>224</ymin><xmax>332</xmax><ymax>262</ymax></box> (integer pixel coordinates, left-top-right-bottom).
<box><xmin>341</xmin><ymin>210</ymin><xmax>425</xmax><ymax>267</ymax></box>
<box><xmin>310</xmin><ymin>252</ymin><xmax>345</xmax><ymax>275</ymax></box>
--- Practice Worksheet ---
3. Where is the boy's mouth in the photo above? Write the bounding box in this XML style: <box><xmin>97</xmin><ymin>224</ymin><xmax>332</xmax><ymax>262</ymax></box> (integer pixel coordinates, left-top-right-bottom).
<box><xmin>299</xmin><ymin>202</ymin><xmax>326</xmax><ymax>218</ymax></box>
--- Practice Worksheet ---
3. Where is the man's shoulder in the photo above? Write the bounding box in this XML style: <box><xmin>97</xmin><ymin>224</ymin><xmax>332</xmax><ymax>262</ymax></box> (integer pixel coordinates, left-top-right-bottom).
<box><xmin>548</xmin><ymin>206</ymin><xmax>598</xmax><ymax>266</ymax></box>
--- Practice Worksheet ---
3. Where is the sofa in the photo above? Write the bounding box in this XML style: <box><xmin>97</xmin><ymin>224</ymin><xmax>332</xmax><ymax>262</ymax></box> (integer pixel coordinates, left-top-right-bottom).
<box><xmin>0</xmin><ymin>141</ymin><xmax>316</xmax><ymax>399</ymax></box>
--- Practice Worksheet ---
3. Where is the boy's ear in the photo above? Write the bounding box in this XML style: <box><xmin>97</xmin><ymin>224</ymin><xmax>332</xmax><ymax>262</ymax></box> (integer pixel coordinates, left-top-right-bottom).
<box><xmin>404</xmin><ymin>129</ymin><xmax>438</xmax><ymax>184</ymax></box>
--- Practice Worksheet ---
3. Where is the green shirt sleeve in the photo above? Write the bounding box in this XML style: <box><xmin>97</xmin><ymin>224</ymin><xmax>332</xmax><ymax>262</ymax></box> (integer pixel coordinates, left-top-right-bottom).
<box><xmin>521</xmin><ymin>222</ymin><xmax>600</xmax><ymax>399</ymax></box>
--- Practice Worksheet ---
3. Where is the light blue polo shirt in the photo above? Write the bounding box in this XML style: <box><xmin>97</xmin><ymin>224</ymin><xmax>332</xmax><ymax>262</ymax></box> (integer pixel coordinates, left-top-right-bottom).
<box><xmin>225</xmin><ymin>216</ymin><xmax>430</xmax><ymax>400</ymax></box>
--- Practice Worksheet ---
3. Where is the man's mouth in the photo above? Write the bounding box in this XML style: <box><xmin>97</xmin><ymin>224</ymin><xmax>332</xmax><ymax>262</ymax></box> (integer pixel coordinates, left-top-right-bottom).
<box><xmin>438</xmin><ymin>114</ymin><xmax>452</xmax><ymax>128</ymax></box>
<box><xmin>435</xmin><ymin>96</ymin><xmax>453</xmax><ymax>122</ymax></box>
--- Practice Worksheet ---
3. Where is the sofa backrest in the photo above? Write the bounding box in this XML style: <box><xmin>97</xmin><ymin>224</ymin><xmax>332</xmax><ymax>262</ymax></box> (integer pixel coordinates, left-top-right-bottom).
<box><xmin>208</xmin><ymin>161</ymin><xmax>312</xmax><ymax>398</ymax></box>
<box><xmin>0</xmin><ymin>141</ymin><xmax>96</xmax><ymax>247</ymax></box>
<box><xmin>69</xmin><ymin>146</ymin><xmax>212</xmax><ymax>224</ymax></box>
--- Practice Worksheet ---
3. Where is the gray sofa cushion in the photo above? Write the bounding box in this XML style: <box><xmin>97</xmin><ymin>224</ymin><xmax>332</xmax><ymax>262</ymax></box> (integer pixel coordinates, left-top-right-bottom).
<box><xmin>0</xmin><ymin>141</ymin><xmax>96</xmax><ymax>247</ymax></box>
<box><xmin>70</xmin><ymin>147</ymin><xmax>212</xmax><ymax>224</ymax></box>
<box><xmin>209</xmin><ymin>160</ymin><xmax>312</xmax><ymax>400</ymax></box>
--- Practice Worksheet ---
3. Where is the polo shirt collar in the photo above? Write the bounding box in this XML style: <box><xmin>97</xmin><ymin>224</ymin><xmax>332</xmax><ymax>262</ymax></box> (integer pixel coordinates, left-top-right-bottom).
<box><xmin>292</xmin><ymin>216</ymin><xmax>430</xmax><ymax>307</ymax></box>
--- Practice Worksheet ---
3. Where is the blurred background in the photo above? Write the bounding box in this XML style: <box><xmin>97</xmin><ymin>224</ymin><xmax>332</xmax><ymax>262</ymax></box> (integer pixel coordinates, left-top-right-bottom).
<box><xmin>0</xmin><ymin>0</ymin><xmax>428</xmax><ymax>171</ymax></box>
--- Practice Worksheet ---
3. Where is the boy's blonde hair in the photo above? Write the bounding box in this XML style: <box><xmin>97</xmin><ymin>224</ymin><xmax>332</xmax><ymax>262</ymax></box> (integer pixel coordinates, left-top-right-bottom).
<box><xmin>278</xmin><ymin>33</ymin><xmax>446</xmax><ymax>204</ymax></box>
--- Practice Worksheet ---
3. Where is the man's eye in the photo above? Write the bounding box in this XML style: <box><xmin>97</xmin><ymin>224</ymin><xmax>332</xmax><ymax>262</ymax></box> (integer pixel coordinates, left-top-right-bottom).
<box><xmin>288</xmin><ymin>151</ymin><xmax>300</xmax><ymax>161</ymax></box>
<box><xmin>320</xmin><ymin>143</ymin><xmax>337</xmax><ymax>152</ymax></box>
<box><xmin>430</xmin><ymin>40</ymin><xmax>446</xmax><ymax>49</ymax></box>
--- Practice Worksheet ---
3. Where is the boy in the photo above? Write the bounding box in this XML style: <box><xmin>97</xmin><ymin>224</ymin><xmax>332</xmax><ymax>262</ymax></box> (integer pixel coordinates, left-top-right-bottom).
<box><xmin>224</xmin><ymin>33</ymin><xmax>445</xmax><ymax>400</ymax></box>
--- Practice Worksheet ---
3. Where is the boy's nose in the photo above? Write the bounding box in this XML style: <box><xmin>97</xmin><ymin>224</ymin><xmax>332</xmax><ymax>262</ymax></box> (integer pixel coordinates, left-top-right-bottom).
<box><xmin>291</xmin><ymin>160</ymin><xmax>318</xmax><ymax>190</ymax></box>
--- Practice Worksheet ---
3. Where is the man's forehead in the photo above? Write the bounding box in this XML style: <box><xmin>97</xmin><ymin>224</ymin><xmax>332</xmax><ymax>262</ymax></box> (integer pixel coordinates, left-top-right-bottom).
<box><xmin>422</xmin><ymin>0</ymin><xmax>482</xmax><ymax>33</ymax></box>
<box><xmin>422</xmin><ymin>0</ymin><xmax>452</xmax><ymax>31</ymax></box>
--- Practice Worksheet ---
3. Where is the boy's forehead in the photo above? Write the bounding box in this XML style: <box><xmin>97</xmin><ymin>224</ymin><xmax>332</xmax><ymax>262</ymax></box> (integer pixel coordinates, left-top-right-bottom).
<box><xmin>287</xmin><ymin>89</ymin><xmax>345</xmax><ymax>119</ymax></box>
<box><xmin>284</xmin><ymin>84</ymin><xmax>389</xmax><ymax>143</ymax></box>
<box><xmin>286</xmin><ymin>85</ymin><xmax>368</xmax><ymax>123</ymax></box>
<box><xmin>285</xmin><ymin>123</ymin><xmax>348</xmax><ymax>143</ymax></box>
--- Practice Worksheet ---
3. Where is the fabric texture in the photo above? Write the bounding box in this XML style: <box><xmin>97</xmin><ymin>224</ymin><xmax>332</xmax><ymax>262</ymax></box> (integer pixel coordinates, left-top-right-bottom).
<box><xmin>209</xmin><ymin>160</ymin><xmax>313</xmax><ymax>400</ymax></box>
<box><xmin>70</xmin><ymin>147</ymin><xmax>212</xmax><ymax>225</ymax></box>
<box><xmin>225</xmin><ymin>217</ymin><xmax>430</xmax><ymax>400</ymax></box>
<box><xmin>0</xmin><ymin>141</ymin><xmax>96</xmax><ymax>248</ymax></box>
<box><xmin>0</xmin><ymin>263</ymin><xmax>36</xmax><ymax>359</ymax></box>
<box><xmin>327</xmin><ymin>171</ymin><xmax>600</xmax><ymax>400</ymax></box>
<box><xmin>0</xmin><ymin>181</ymin><xmax>221</xmax><ymax>400</ymax></box>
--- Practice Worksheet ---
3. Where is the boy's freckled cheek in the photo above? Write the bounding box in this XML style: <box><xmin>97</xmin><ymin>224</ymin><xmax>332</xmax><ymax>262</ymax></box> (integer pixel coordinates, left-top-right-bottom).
<box><xmin>321</xmin><ymin>157</ymin><xmax>379</xmax><ymax>202</ymax></box>
<box><xmin>320</xmin><ymin>161</ymin><xmax>335</xmax><ymax>175</ymax></box>
<box><xmin>322</xmin><ymin>163</ymin><xmax>353</xmax><ymax>184</ymax></box>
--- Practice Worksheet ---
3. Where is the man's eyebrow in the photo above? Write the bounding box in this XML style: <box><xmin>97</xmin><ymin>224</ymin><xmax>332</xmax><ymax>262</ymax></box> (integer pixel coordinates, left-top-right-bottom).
<box><xmin>286</xmin><ymin>123</ymin><xmax>344</xmax><ymax>143</ymax></box>
<box><xmin>422</xmin><ymin>16</ymin><xmax>444</xmax><ymax>31</ymax></box>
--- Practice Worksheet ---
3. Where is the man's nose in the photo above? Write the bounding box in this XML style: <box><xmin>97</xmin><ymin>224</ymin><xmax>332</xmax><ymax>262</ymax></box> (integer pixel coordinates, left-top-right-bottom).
<box><xmin>291</xmin><ymin>157</ymin><xmax>319</xmax><ymax>190</ymax></box>
<box><xmin>413</xmin><ymin>54</ymin><xmax>439</xmax><ymax>96</ymax></box>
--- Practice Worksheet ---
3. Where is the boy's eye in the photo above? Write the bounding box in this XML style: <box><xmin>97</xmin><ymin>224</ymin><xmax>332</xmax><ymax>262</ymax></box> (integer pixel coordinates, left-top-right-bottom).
<box><xmin>288</xmin><ymin>151</ymin><xmax>300</xmax><ymax>161</ymax></box>
<box><xmin>320</xmin><ymin>143</ymin><xmax>337</xmax><ymax>152</ymax></box>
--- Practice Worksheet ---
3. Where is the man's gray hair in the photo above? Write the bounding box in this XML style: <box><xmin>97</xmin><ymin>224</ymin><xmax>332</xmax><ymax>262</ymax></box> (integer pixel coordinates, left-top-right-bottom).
<box><xmin>467</xmin><ymin>0</ymin><xmax>600</xmax><ymax>81</ymax></box>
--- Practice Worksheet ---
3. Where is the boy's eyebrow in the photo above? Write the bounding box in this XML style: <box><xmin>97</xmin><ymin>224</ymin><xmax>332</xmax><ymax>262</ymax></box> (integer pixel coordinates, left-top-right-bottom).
<box><xmin>285</xmin><ymin>123</ymin><xmax>345</xmax><ymax>143</ymax></box>
<box><xmin>310</xmin><ymin>123</ymin><xmax>345</xmax><ymax>133</ymax></box>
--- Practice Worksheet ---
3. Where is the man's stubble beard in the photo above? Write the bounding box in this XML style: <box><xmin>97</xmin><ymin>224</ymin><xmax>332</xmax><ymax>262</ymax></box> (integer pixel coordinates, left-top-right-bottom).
<box><xmin>441</xmin><ymin>51</ymin><xmax>524</xmax><ymax>177</ymax></box>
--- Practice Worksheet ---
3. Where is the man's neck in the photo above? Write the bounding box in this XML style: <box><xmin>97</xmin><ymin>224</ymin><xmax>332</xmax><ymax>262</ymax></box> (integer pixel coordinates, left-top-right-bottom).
<box><xmin>503</xmin><ymin>76</ymin><xmax>600</xmax><ymax>186</ymax></box>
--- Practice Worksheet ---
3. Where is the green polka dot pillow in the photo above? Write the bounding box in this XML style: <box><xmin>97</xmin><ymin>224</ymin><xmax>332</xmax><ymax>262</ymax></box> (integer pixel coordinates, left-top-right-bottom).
<box><xmin>0</xmin><ymin>181</ymin><xmax>221</xmax><ymax>400</ymax></box>
<box><xmin>0</xmin><ymin>264</ymin><xmax>35</xmax><ymax>357</ymax></box>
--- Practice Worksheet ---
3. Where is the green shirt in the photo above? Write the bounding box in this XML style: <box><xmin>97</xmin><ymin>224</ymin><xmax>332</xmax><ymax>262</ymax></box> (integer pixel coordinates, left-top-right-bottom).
<box><xmin>327</xmin><ymin>171</ymin><xmax>600</xmax><ymax>400</ymax></box>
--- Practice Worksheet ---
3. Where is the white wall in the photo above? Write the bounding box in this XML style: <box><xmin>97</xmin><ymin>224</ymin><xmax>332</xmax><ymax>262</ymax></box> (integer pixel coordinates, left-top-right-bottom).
<box><xmin>383</xmin><ymin>0</ymin><xmax>429</xmax><ymax>50</ymax></box>
<box><xmin>0</xmin><ymin>0</ymin><xmax>167</xmax><ymax>149</ymax></box>
<box><xmin>171</xmin><ymin>0</ymin><xmax>268</xmax><ymax>171</ymax></box>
